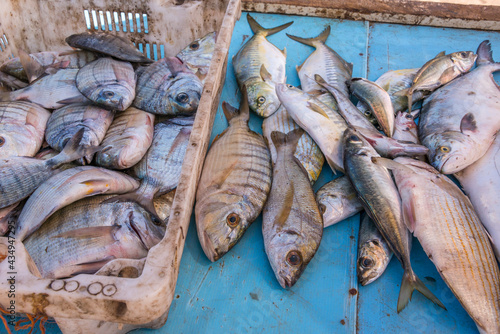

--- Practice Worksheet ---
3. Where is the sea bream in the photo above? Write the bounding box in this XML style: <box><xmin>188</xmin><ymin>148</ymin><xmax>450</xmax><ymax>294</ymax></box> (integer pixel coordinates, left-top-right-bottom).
<box><xmin>262</xmin><ymin>129</ymin><xmax>323</xmax><ymax>288</ymax></box>
<box><xmin>419</xmin><ymin>40</ymin><xmax>500</xmax><ymax>173</ymax></box>
<box><xmin>195</xmin><ymin>91</ymin><xmax>272</xmax><ymax>261</ymax></box>
<box><xmin>233</xmin><ymin>14</ymin><xmax>292</xmax><ymax>117</ymax></box>
<box><xmin>177</xmin><ymin>31</ymin><xmax>216</xmax><ymax>85</ymax></box>
<box><xmin>374</xmin><ymin>156</ymin><xmax>500</xmax><ymax>333</ymax></box>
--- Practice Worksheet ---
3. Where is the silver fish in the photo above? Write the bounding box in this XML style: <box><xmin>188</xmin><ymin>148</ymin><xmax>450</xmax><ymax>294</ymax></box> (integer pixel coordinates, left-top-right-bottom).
<box><xmin>357</xmin><ymin>213</ymin><xmax>393</xmax><ymax>286</ymax></box>
<box><xmin>134</xmin><ymin>57</ymin><xmax>203</xmax><ymax>116</ymax></box>
<box><xmin>262</xmin><ymin>105</ymin><xmax>324</xmax><ymax>184</ymax></box>
<box><xmin>263</xmin><ymin>129</ymin><xmax>323</xmax><ymax>288</ymax></box>
<box><xmin>233</xmin><ymin>14</ymin><xmax>292</xmax><ymax>117</ymax></box>
<box><xmin>0</xmin><ymin>101</ymin><xmax>51</xmax><ymax>158</ymax></box>
<box><xmin>315</xmin><ymin>176</ymin><xmax>363</xmax><ymax>228</ymax></box>
<box><xmin>45</xmin><ymin>103</ymin><xmax>114</xmax><ymax>164</ymax></box>
<box><xmin>419</xmin><ymin>40</ymin><xmax>500</xmax><ymax>173</ymax></box>
<box><xmin>177</xmin><ymin>31</ymin><xmax>216</xmax><ymax>85</ymax></box>
<box><xmin>24</xmin><ymin>194</ymin><xmax>164</xmax><ymax>279</ymax></box>
<box><xmin>95</xmin><ymin>107</ymin><xmax>155</xmax><ymax>169</ymax></box>
<box><xmin>76</xmin><ymin>57</ymin><xmax>136</xmax><ymax>111</ymax></box>
<box><xmin>16</xmin><ymin>166</ymin><xmax>140</xmax><ymax>241</ymax></box>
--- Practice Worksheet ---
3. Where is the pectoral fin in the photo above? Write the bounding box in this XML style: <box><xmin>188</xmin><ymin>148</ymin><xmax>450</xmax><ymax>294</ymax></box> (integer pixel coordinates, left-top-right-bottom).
<box><xmin>52</xmin><ymin>225</ymin><xmax>120</xmax><ymax>242</ymax></box>
<box><xmin>460</xmin><ymin>113</ymin><xmax>477</xmax><ymax>134</ymax></box>
<box><xmin>307</xmin><ymin>101</ymin><xmax>330</xmax><ymax>118</ymax></box>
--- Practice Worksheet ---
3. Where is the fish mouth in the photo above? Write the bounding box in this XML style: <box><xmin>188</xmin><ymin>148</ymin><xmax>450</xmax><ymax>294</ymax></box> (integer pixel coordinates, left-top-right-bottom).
<box><xmin>435</xmin><ymin>155</ymin><xmax>452</xmax><ymax>173</ymax></box>
<box><xmin>202</xmin><ymin>231</ymin><xmax>219</xmax><ymax>262</ymax></box>
<box><xmin>129</xmin><ymin>218</ymin><xmax>148</xmax><ymax>250</ymax></box>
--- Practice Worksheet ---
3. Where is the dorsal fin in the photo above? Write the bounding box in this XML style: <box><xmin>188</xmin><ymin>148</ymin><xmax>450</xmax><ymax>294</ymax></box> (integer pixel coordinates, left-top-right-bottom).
<box><xmin>286</xmin><ymin>26</ymin><xmax>330</xmax><ymax>48</ymax></box>
<box><xmin>247</xmin><ymin>14</ymin><xmax>293</xmax><ymax>37</ymax></box>
<box><xmin>434</xmin><ymin>51</ymin><xmax>446</xmax><ymax>58</ymax></box>
<box><xmin>18</xmin><ymin>49</ymin><xmax>46</xmax><ymax>83</ymax></box>
<box><xmin>476</xmin><ymin>40</ymin><xmax>494</xmax><ymax>66</ymax></box>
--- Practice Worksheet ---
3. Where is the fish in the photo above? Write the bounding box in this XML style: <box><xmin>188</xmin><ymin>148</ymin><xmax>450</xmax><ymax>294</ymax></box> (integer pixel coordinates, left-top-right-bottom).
<box><xmin>65</xmin><ymin>31</ymin><xmax>153</xmax><ymax>63</ymax></box>
<box><xmin>262</xmin><ymin>129</ymin><xmax>323</xmax><ymax>288</ymax></box>
<box><xmin>357</xmin><ymin>213</ymin><xmax>394</xmax><ymax>286</ymax></box>
<box><xmin>0</xmin><ymin>69</ymin><xmax>88</xmax><ymax>109</ymax></box>
<box><xmin>455</xmin><ymin>135</ymin><xmax>500</xmax><ymax>259</ymax></box>
<box><xmin>232</xmin><ymin>14</ymin><xmax>292</xmax><ymax>117</ymax></box>
<box><xmin>0</xmin><ymin>101</ymin><xmax>51</xmax><ymax>158</ymax></box>
<box><xmin>134</xmin><ymin>57</ymin><xmax>203</xmax><ymax>116</ymax></box>
<box><xmin>0</xmin><ymin>71</ymin><xmax>28</xmax><ymax>90</ymax></box>
<box><xmin>348</xmin><ymin>77</ymin><xmax>395</xmax><ymax>137</ymax></box>
<box><xmin>397</xmin><ymin>50</ymin><xmax>476</xmax><ymax>113</ymax></box>
<box><xmin>393</xmin><ymin>110</ymin><xmax>420</xmax><ymax>144</ymax></box>
<box><xmin>95</xmin><ymin>107</ymin><xmax>155</xmax><ymax>169</ymax></box>
<box><xmin>154</xmin><ymin>189</ymin><xmax>176</xmax><ymax>223</ymax></box>
<box><xmin>110</xmin><ymin>116</ymin><xmax>194</xmax><ymax>221</ymax></box>
<box><xmin>0</xmin><ymin>49</ymin><xmax>98</xmax><ymax>82</ymax></box>
<box><xmin>195</xmin><ymin>91</ymin><xmax>272</xmax><ymax>262</ymax></box>
<box><xmin>0</xmin><ymin>129</ymin><xmax>99</xmax><ymax>209</ymax></box>
<box><xmin>15</xmin><ymin>166</ymin><xmax>140</xmax><ymax>241</ymax></box>
<box><xmin>0</xmin><ymin>201</ymin><xmax>23</xmax><ymax>236</ymax></box>
<box><xmin>374</xmin><ymin>156</ymin><xmax>500</xmax><ymax>333</ymax></box>
<box><xmin>315</xmin><ymin>74</ymin><xmax>428</xmax><ymax>158</ymax></box>
<box><xmin>45</xmin><ymin>103</ymin><xmax>114</xmax><ymax>164</ymax></box>
<box><xmin>343</xmin><ymin>128</ymin><xmax>444</xmax><ymax>312</ymax></box>
<box><xmin>262</xmin><ymin>105</ymin><xmax>324</xmax><ymax>184</ymax></box>
<box><xmin>315</xmin><ymin>176</ymin><xmax>363</xmax><ymax>228</ymax></box>
<box><xmin>419</xmin><ymin>40</ymin><xmax>500</xmax><ymax>174</ymax></box>
<box><xmin>287</xmin><ymin>26</ymin><xmax>352</xmax><ymax>108</ymax></box>
<box><xmin>76</xmin><ymin>57</ymin><xmax>136</xmax><ymax>111</ymax></box>
<box><xmin>24</xmin><ymin>194</ymin><xmax>164</xmax><ymax>279</ymax></box>
<box><xmin>177</xmin><ymin>31</ymin><xmax>216</xmax><ymax>85</ymax></box>
<box><xmin>275</xmin><ymin>83</ymin><xmax>347</xmax><ymax>173</ymax></box>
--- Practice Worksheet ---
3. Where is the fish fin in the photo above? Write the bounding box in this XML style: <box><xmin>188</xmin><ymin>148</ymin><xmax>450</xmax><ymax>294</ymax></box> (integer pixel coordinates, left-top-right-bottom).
<box><xmin>314</xmin><ymin>74</ymin><xmax>327</xmax><ymax>86</ymax></box>
<box><xmin>260</xmin><ymin>64</ymin><xmax>273</xmax><ymax>83</ymax></box>
<box><xmin>393</xmin><ymin>88</ymin><xmax>409</xmax><ymax>97</ymax></box>
<box><xmin>275</xmin><ymin>179</ymin><xmax>294</xmax><ymax>229</ymax></box>
<box><xmin>68</xmin><ymin>256</ymin><xmax>116</xmax><ymax>276</ymax></box>
<box><xmin>50</xmin><ymin>128</ymin><xmax>102</xmax><ymax>167</ymax></box>
<box><xmin>476</xmin><ymin>40</ymin><xmax>493</xmax><ymax>66</ymax></box>
<box><xmin>281</xmin><ymin>47</ymin><xmax>287</xmax><ymax>57</ymax></box>
<box><xmin>105</xmin><ymin>191</ymin><xmax>163</xmax><ymax>226</ymax></box>
<box><xmin>18</xmin><ymin>49</ymin><xmax>45</xmax><ymax>83</ymax></box>
<box><xmin>56</xmin><ymin>95</ymin><xmax>89</xmax><ymax>105</ymax></box>
<box><xmin>52</xmin><ymin>225</ymin><xmax>120</xmax><ymax>240</ymax></box>
<box><xmin>407</xmin><ymin>90</ymin><xmax>414</xmax><ymax>113</ymax></box>
<box><xmin>270</xmin><ymin>128</ymin><xmax>303</xmax><ymax>151</ymax></box>
<box><xmin>434</xmin><ymin>51</ymin><xmax>446</xmax><ymax>58</ymax></box>
<box><xmin>222</xmin><ymin>101</ymin><xmax>240</xmax><ymax>122</ymax></box>
<box><xmin>166</xmin><ymin>127</ymin><xmax>191</xmax><ymax>158</ymax></box>
<box><xmin>307</xmin><ymin>101</ymin><xmax>330</xmax><ymax>118</ymax></box>
<box><xmin>402</xmin><ymin>200</ymin><xmax>417</xmax><ymax>233</ymax></box>
<box><xmin>292</xmin><ymin>155</ymin><xmax>310</xmax><ymax>178</ymax></box>
<box><xmin>397</xmin><ymin>269</ymin><xmax>446</xmax><ymax>313</ymax></box>
<box><xmin>460</xmin><ymin>112</ymin><xmax>477</xmax><ymax>134</ymax></box>
<box><xmin>211</xmin><ymin>128</ymin><xmax>228</xmax><ymax>145</ymax></box>
<box><xmin>438</xmin><ymin>66</ymin><xmax>458</xmax><ymax>84</ymax></box>
<box><xmin>247</xmin><ymin>14</ymin><xmax>293</xmax><ymax>37</ymax></box>
<box><xmin>286</xmin><ymin>26</ymin><xmax>330</xmax><ymax>48</ymax></box>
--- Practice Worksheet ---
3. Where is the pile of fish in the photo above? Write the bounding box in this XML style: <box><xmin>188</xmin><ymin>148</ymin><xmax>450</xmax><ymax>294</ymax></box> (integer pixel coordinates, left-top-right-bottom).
<box><xmin>195</xmin><ymin>14</ymin><xmax>500</xmax><ymax>332</ymax></box>
<box><xmin>0</xmin><ymin>30</ymin><xmax>217</xmax><ymax>279</ymax></box>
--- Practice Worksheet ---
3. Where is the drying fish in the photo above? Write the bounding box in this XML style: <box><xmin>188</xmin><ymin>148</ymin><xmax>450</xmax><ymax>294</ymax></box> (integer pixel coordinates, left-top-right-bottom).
<box><xmin>343</xmin><ymin>128</ymin><xmax>444</xmax><ymax>312</ymax></box>
<box><xmin>263</xmin><ymin>129</ymin><xmax>323</xmax><ymax>288</ymax></box>
<box><xmin>287</xmin><ymin>26</ymin><xmax>352</xmax><ymax>108</ymax></box>
<box><xmin>397</xmin><ymin>50</ymin><xmax>476</xmax><ymax>113</ymax></box>
<box><xmin>0</xmin><ymin>69</ymin><xmax>88</xmax><ymax>109</ymax></box>
<box><xmin>95</xmin><ymin>107</ymin><xmax>155</xmax><ymax>169</ymax></box>
<box><xmin>66</xmin><ymin>31</ymin><xmax>153</xmax><ymax>63</ymax></box>
<box><xmin>15</xmin><ymin>166</ymin><xmax>140</xmax><ymax>241</ymax></box>
<box><xmin>374</xmin><ymin>157</ymin><xmax>500</xmax><ymax>332</ymax></box>
<box><xmin>419</xmin><ymin>40</ymin><xmax>500</xmax><ymax>173</ymax></box>
<box><xmin>76</xmin><ymin>57</ymin><xmax>136</xmax><ymax>111</ymax></box>
<box><xmin>455</xmin><ymin>135</ymin><xmax>500</xmax><ymax>259</ymax></box>
<box><xmin>315</xmin><ymin>74</ymin><xmax>427</xmax><ymax>158</ymax></box>
<box><xmin>0</xmin><ymin>71</ymin><xmax>28</xmax><ymax>90</ymax></box>
<box><xmin>134</xmin><ymin>57</ymin><xmax>203</xmax><ymax>116</ymax></box>
<box><xmin>348</xmin><ymin>77</ymin><xmax>395</xmax><ymax>137</ymax></box>
<box><xmin>177</xmin><ymin>31</ymin><xmax>216</xmax><ymax>85</ymax></box>
<box><xmin>195</xmin><ymin>92</ymin><xmax>272</xmax><ymax>262</ymax></box>
<box><xmin>24</xmin><ymin>195</ymin><xmax>164</xmax><ymax>279</ymax></box>
<box><xmin>233</xmin><ymin>14</ymin><xmax>292</xmax><ymax>117</ymax></box>
<box><xmin>276</xmin><ymin>83</ymin><xmax>347</xmax><ymax>172</ymax></box>
<box><xmin>0</xmin><ymin>101</ymin><xmax>51</xmax><ymax>158</ymax></box>
<box><xmin>357</xmin><ymin>213</ymin><xmax>393</xmax><ymax>286</ymax></box>
<box><xmin>393</xmin><ymin>110</ymin><xmax>420</xmax><ymax>144</ymax></box>
<box><xmin>45</xmin><ymin>103</ymin><xmax>114</xmax><ymax>164</ymax></box>
<box><xmin>111</xmin><ymin>117</ymin><xmax>194</xmax><ymax>220</ymax></box>
<box><xmin>316</xmin><ymin>176</ymin><xmax>363</xmax><ymax>228</ymax></box>
<box><xmin>262</xmin><ymin>105</ymin><xmax>324</xmax><ymax>183</ymax></box>
<box><xmin>0</xmin><ymin>129</ymin><xmax>99</xmax><ymax>209</ymax></box>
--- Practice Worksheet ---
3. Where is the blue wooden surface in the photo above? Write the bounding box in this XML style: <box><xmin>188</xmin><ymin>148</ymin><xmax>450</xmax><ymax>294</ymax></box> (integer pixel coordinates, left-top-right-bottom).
<box><xmin>10</xmin><ymin>12</ymin><xmax>500</xmax><ymax>334</ymax></box>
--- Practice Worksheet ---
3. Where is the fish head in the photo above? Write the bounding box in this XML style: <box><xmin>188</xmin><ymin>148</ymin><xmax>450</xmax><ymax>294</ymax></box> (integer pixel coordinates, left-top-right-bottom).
<box><xmin>177</xmin><ymin>32</ymin><xmax>216</xmax><ymax>68</ymax></box>
<box><xmin>395</xmin><ymin>111</ymin><xmax>417</xmax><ymax>132</ymax></box>
<box><xmin>96</xmin><ymin>85</ymin><xmax>134</xmax><ymax>111</ymax></box>
<box><xmin>0</xmin><ymin>132</ymin><xmax>30</xmax><ymax>158</ymax></box>
<box><xmin>343</xmin><ymin>128</ymin><xmax>374</xmax><ymax>156</ymax></box>
<box><xmin>450</xmin><ymin>51</ymin><xmax>477</xmax><ymax>73</ymax></box>
<box><xmin>169</xmin><ymin>76</ymin><xmax>203</xmax><ymax>115</ymax></box>
<box><xmin>247</xmin><ymin>81</ymin><xmax>281</xmax><ymax>117</ymax></box>
<box><xmin>357</xmin><ymin>239</ymin><xmax>390</xmax><ymax>286</ymax></box>
<box><xmin>317</xmin><ymin>190</ymin><xmax>347</xmax><ymax>225</ymax></box>
<box><xmin>423</xmin><ymin>131</ymin><xmax>479</xmax><ymax>174</ymax></box>
<box><xmin>122</xmin><ymin>204</ymin><xmax>165</xmax><ymax>250</ymax></box>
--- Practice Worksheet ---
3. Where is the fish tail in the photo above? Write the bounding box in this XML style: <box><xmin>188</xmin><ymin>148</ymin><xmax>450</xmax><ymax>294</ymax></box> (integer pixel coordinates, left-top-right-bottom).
<box><xmin>271</xmin><ymin>128</ymin><xmax>304</xmax><ymax>152</ymax></box>
<box><xmin>247</xmin><ymin>14</ymin><xmax>293</xmax><ymax>37</ymax></box>
<box><xmin>397</xmin><ymin>268</ymin><xmax>446</xmax><ymax>313</ymax></box>
<box><xmin>224</xmin><ymin>84</ymin><xmax>250</xmax><ymax>122</ymax></box>
<box><xmin>49</xmin><ymin>128</ymin><xmax>101</xmax><ymax>168</ymax></box>
<box><xmin>476</xmin><ymin>40</ymin><xmax>494</xmax><ymax>66</ymax></box>
<box><xmin>287</xmin><ymin>26</ymin><xmax>330</xmax><ymax>48</ymax></box>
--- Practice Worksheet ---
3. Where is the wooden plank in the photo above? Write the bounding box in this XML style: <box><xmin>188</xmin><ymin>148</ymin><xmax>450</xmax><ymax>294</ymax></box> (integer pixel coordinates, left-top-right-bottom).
<box><xmin>242</xmin><ymin>0</ymin><xmax>500</xmax><ymax>31</ymax></box>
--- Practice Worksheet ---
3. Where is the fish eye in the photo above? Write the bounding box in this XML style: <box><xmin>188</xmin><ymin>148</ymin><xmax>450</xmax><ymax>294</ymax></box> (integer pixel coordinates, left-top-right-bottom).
<box><xmin>104</xmin><ymin>91</ymin><xmax>114</xmax><ymax>98</ymax></box>
<box><xmin>286</xmin><ymin>84</ymin><xmax>294</xmax><ymax>89</ymax></box>
<box><xmin>0</xmin><ymin>136</ymin><xmax>4</xmax><ymax>147</ymax></box>
<box><xmin>318</xmin><ymin>204</ymin><xmax>326</xmax><ymax>214</ymax></box>
<box><xmin>439</xmin><ymin>146</ymin><xmax>451</xmax><ymax>153</ymax></box>
<box><xmin>190</xmin><ymin>42</ymin><xmax>200</xmax><ymax>50</ymax></box>
<box><xmin>405</xmin><ymin>114</ymin><xmax>413</xmax><ymax>119</ymax></box>
<box><xmin>286</xmin><ymin>250</ymin><xmax>302</xmax><ymax>266</ymax></box>
<box><xmin>364</xmin><ymin>111</ymin><xmax>371</xmax><ymax>116</ymax></box>
<box><xmin>257</xmin><ymin>96</ymin><xmax>266</xmax><ymax>105</ymax></box>
<box><xmin>460</xmin><ymin>52</ymin><xmax>467</xmax><ymax>57</ymax></box>
<box><xmin>348</xmin><ymin>134</ymin><xmax>361</xmax><ymax>142</ymax></box>
<box><xmin>226</xmin><ymin>213</ymin><xmax>240</xmax><ymax>228</ymax></box>
<box><xmin>176</xmin><ymin>93</ymin><xmax>189</xmax><ymax>103</ymax></box>
<box><xmin>360</xmin><ymin>257</ymin><xmax>373</xmax><ymax>268</ymax></box>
